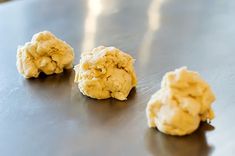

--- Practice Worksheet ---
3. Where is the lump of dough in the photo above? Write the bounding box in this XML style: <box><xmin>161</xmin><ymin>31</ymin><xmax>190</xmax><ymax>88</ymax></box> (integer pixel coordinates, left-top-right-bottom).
<box><xmin>146</xmin><ymin>67</ymin><xmax>216</xmax><ymax>136</ymax></box>
<box><xmin>16</xmin><ymin>31</ymin><xmax>74</xmax><ymax>78</ymax></box>
<box><xmin>74</xmin><ymin>46</ymin><xmax>137</xmax><ymax>100</ymax></box>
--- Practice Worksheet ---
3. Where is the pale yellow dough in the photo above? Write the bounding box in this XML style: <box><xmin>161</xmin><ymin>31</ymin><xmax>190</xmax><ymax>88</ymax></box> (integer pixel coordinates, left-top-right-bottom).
<box><xmin>16</xmin><ymin>31</ymin><xmax>74</xmax><ymax>78</ymax></box>
<box><xmin>146</xmin><ymin>67</ymin><xmax>216</xmax><ymax>136</ymax></box>
<box><xmin>74</xmin><ymin>46</ymin><xmax>137</xmax><ymax>100</ymax></box>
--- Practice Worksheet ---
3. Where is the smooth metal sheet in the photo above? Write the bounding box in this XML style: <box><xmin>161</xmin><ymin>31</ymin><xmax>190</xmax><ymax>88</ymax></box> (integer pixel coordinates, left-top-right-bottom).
<box><xmin>0</xmin><ymin>0</ymin><xmax>234</xmax><ymax>155</ymax></box>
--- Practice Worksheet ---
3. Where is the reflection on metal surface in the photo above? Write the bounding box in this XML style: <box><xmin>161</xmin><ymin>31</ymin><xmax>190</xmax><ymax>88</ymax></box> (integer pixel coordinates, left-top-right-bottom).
<box><xmin>81</xmin><ymin>0</ymin><xmax>103</xmax><ymax>51</ymax></box>
<box><xmin>139</xmin><ymin>0</ymin><xmax>165</xmax><ymax>67</ymax></box>
<box><xmin>101</xmin><ymin>0</ymin><xmax>118</xmax><ymax>14</ymax></box>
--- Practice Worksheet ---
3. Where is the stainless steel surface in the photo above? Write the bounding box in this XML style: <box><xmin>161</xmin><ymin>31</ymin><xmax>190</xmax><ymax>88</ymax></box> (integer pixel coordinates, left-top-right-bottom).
<box><xmin>0</xmin><ymin>0</ymin><xmax>235</xmax><ymax>155</ymax></box>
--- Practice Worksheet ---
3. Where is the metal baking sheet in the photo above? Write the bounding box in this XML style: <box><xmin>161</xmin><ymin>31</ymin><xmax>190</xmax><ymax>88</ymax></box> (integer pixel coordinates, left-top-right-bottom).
<box><xmin>0</xmin><ymin>0</ymin><xmax>234</xmax><ymax>155</ymax></box>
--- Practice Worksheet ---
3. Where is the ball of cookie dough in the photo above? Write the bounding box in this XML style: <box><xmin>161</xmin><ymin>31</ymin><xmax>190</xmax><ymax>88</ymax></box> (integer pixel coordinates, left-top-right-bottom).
<box><xmin>146</xmin><ymin>67</ymin><xmax>216</xmax><ymax>136</ymax></box>
<box><xmin>16</xmin><ymin>31</ymin><xmax>74</xmax><ymax>78</ymax></box>
<box><xmin>74</xmin><ymin>46</ymin><xmax>137</xmax><ymax>100</ymax></box>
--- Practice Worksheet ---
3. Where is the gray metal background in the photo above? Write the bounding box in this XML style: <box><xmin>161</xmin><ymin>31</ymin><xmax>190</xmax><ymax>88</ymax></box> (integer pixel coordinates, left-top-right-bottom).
<box><xmin>0</xmin><ymin>0</ymin><xmax>234</xmax><ymax>155</ymax></box>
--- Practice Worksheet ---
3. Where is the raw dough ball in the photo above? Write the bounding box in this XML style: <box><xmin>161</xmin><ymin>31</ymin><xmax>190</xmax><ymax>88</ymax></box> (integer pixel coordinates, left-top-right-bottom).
<box><xmin>146</xmin><ymin>67</ymin><xmax>215</xmax><ymax>136</ymax></box>
<box><xmin>74</xmin><ymin>46</ymin><xmax>137</xmax><ymax>100</ymax></box>
<box><xmin>16</xmin><ymin>31</ymin><xmax>74</xmax><ymax>78</ymax></box>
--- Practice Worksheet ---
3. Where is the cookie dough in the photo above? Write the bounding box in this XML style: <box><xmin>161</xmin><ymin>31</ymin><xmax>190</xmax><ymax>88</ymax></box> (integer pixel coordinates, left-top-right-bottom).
<box><xmin>74</xmin><ymin>46</ymin><xmax>137</xmax><ymax>100</ymax></box>
<box><xmin>16</xmin><ymin>31</ymin><xmax>74</xmax><ymax>78</ymax></box>
<box><xmin>146</xmin><ymin>67</ymin><xmax>216</xmax><ymax>136</ymax></box>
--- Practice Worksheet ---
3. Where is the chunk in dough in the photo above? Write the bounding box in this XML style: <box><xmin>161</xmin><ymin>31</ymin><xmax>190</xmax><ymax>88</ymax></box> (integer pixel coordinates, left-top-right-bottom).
<box><xmin>74</xmin><ymin>46</ymin><xmax>137</xmax><ymax>100</ymax></box>
<box><xmin>16</xmin><ymin>31</ymin><xmax>74</xmax><ymax>78</ymax></box>
<box><xmin>146</xmin><ymin>67</ymin><xmax>216</xmax><ymax>136</ymax></box>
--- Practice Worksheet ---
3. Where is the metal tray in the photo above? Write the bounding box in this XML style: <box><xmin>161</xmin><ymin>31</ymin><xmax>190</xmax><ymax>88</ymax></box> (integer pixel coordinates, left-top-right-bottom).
<box><xmin>0</xmin><ymin>0</ymin><xmax>234</xmax><ymax>155</ymax></box>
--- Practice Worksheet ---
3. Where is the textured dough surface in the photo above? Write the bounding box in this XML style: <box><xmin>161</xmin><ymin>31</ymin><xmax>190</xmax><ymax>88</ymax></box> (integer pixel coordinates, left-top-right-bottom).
<box><xmin>16</xmin><ymin>31</ymin><xmax>74</xmax><ymax>78</ymax></box>
<box><xmin>74</xmin><ymin>46</ymin><xmax>137</xmax><ymax>100</ymax></box>
<box><xmin>146</xmin><ymin>67</ymin><xmax>216</xmax><ymax>136</ymax></box>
